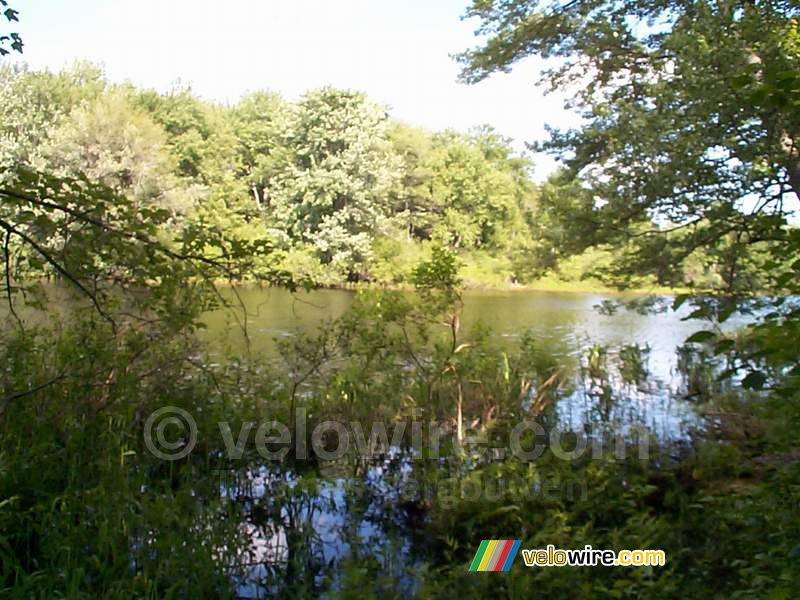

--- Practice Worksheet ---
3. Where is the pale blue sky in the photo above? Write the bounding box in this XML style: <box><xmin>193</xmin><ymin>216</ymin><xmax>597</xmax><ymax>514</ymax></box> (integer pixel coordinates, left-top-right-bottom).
<box><xmin>9</xmin><ymin>0</ymin><xmax>579</xmax><ymax>180</ymax></box>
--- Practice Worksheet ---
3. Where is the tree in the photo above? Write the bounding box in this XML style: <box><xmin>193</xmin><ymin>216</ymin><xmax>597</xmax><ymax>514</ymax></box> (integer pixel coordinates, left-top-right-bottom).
<box><xmin>386</xmin><ymin>122</ymin><xmax>436</xmax><ymax>240</ymax></box>
<box><xmin>134</xmin><ymin>84</ymin><xmax>218</xmax><ymax>181</ymax></box>
<box><xmin>0</xmin><ymin>63</ymin><xmax>106</xmax><ymax>175</ymax></box>
<box><xmin>227</xmin><ymin>91</ymin><xmax>291</xmax><ymax>210</ymax></box>
<box><xmin>387</xmin><ymin>124</ymin><xmax>535</xmax><ymax>251</ymax></box>
<box><xmin>265</xmin><ymin>88</ymin><xmax>402</xmax><ymax>278</ymax></box>
<box><xmin>428</xmin><ymin>128</ymin><xmax>532</xmax><ymax>250</ymax></box>
<box><xmin>458</xmin><ymin>0</ymin><xmax>800</xmax><ymax>293</ymax></box>
<box><xmin>40</xmin><ymin>90</ymin><xmax>187</xmax><ymax>216</ymax></box>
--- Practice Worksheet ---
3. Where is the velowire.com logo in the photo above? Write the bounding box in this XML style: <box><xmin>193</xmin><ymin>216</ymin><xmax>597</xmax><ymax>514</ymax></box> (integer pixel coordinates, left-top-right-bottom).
<box><xmin>469</xmin><ymin>540</ymin><xmax>522</xmax><ymax>572</ymax></box>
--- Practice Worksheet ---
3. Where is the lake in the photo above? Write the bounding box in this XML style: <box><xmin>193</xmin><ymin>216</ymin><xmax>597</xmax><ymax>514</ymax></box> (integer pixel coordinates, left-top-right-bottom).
<box><xmin>202</xmin><ymin>287</ymin><xmax>719</xmax><ymax>440</ymax></box>
<box><xmin>200</xmin><ymin>287</ymin><xmax>729</xmax><ymax>596</ymax></box>
<box><xmin>203</xmin><ymin>287</ymin><xmax>702</xmax><ymax>366</ymax></box>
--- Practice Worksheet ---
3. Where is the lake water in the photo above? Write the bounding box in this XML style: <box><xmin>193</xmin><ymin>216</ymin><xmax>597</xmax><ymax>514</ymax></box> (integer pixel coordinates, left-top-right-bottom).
<box><xmin>199</xmin><ymin>287</ymin><xmax>726</xmax><ymax>596</ymax></box>
<box><xmin>1</xmin><ymin>286</ymin><xmax>753</xmax><ymax>596</ymax></box>
<box><xmin>202</xmin><ymin>287</ymin><xmax>718</xmax><ymax>440</ymax></box>
<box><xmin>203</xmin><ymin>288</ymin><xmax>702</xmax><ymax>368</ymax></box>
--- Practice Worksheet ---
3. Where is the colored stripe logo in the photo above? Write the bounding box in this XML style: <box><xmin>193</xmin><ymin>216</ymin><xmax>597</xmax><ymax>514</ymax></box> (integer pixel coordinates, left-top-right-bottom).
<box><xmin>469</xmin><ymin>540</ymin><xmax>522</xmax><ymax>571</ymax></box>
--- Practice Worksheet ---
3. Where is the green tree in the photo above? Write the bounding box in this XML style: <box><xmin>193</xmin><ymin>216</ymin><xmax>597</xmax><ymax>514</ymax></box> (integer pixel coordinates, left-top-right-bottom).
<box><xmin>266</xmin><ymin>88</ymin><xmax>402</xmax><ymax>279</ymax></box>
<box><xmin>458</xmin><ymin>0</ymin><xmax>800</xmax><ymax>396</ymax></box>
<box><xmin>458</xmin><ymin>0</ymin><xmax>800</xmax><ymax>293</ymax></box>
<box><xmin>428</xmin><ymin>128</ymin><xmax>533</xmax><ymax>250</ymax></box>
<box><xmin>387</xmin><ymin>125</ymin><xmax>535</xmax><ymax>250</ymax></box>
<box><xmin>41</xmin><ymin>90</ymin><xmax>186</xmax><ymax>216</ymax></box>
<box><xmin>134</xmin><ymin>84</ymin><xmax>217</xmax><ymax>181</ymax></box>
<box><xmin>0</xmin><ymin>63</ymin><xmax>106</xmax><ymax>174</ymax></box>
<box><xmin>227</xmin><ymin>90</ymin><xmax>291</xmax><ymax>210</ymax></box>
<box><xmin>386</xmin><ymin>121</ymin><xmax>436</xmax><ymax>240</ymax></box>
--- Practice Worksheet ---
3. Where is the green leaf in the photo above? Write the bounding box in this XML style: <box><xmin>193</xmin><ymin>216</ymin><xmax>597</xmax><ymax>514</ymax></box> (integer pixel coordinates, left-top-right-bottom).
<box><xmin>713</xmin><ymin>338</ymin><xmax>735</xmax><ymax>353</ymax></box>
<box><xmin>672</xmin><ymin>294</ymin><xmax>690</xmax><ymax>311</ymax></box>
<box><xmin>741</xmin><ymin>371</ymin><xmax>767</xmax><ymax>390</ymax></box>
<box><xmin>683</xmin><ymin>306</ymin><xmax>710</xmax><ymax>321</ymax></box>
<box><xmin>730</xmin><ymin>74</ymin><xmax>752</xmax><ymax>89</ymax></box>
<box><xmin>717</xmin><ymin>305</ymin><xmax>736</xmax><ymax>323</ymax></box>
<box><xmin>685</xmin><ymin>330</ymin><xmax>715</xmax><ymax>344</ymax></box>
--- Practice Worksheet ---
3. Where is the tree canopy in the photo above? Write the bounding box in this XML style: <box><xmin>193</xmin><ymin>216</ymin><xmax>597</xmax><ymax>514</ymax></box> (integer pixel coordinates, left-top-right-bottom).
<box><xmin>1</xmin><ymin>65</ymin><xmax>557</xmax><ymax>287</ymax></box>
<box><xmin>459</xmin><ymin>0</ymin><xmax>800</xmax><ymax>294</ymax></box>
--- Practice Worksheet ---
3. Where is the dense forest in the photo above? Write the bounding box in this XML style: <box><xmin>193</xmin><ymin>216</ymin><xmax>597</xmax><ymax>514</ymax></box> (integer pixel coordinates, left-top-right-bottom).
<box><xmin>1</xmin><ymin>0</ymin><xmax>799</xmax><ymax>598</ymax></box>
<box><xmin>0</xmin><ymin>60</ymin><xmax>778</xmax><ymax>291</ymax></box>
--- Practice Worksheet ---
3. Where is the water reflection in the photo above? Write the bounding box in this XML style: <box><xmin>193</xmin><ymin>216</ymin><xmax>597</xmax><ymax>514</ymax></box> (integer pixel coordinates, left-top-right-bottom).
<box><xmin>227</xmin><ymin>458</ymin><xmax>421</xmax><ymax>598</ymax></box>
<box><xmin>202</xmin><ymin>288</ymin><xmax>709</xmax><ymax>379</ymax></box>
<box><xmin>202</xmin><ymin>287</ymin><xmax>717</xmax><ymax>441</ymax></box>
<box><xmin>200</xmin><ymin>287</ymin><xmax>738</xmax><ymax>596</ymax></box>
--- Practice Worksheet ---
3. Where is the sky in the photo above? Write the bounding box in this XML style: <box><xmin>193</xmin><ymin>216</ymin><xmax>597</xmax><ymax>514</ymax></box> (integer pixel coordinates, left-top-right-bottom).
<box><xmin>8</xmin><ymin>0</ymin><xmax>580</xmax><ymax>180</ymax></box>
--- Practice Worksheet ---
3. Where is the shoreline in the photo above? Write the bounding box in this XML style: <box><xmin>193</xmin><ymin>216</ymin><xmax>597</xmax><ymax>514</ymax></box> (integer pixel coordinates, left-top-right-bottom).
<box><xmin>212</xmin><ymin>278</ymin><xmax>687</xmax><ymax>296</ymax></box>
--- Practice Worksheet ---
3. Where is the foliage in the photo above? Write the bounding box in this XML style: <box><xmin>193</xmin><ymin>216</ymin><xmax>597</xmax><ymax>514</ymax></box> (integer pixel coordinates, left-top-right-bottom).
<box><xmin>0</xmin><ymin>0</ymin><xmax>21</xmax><ymax>56</ymax></box>
<box><xmin>4</xmin><ymin>61</ymin><xmax>778</xmax><ymax>290</ymax></box>
<box><xmin>262</xmin><ymin>88</ymin><xmax>402</xmax><ymax>279</ymax></box>
<box><xmin>1</xmin><ymin>5</ymin><xmax>799</xmax><ymax>596</ymax></box>
<box><xmin>458</xmin><ymin>0</ymin><xmax>799</xmax><ymax>293</ymax></box>
<box><xmin>0</xmin><ymin>162</ymin><xmax>284</xmax><ymax>596</ymax></box>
